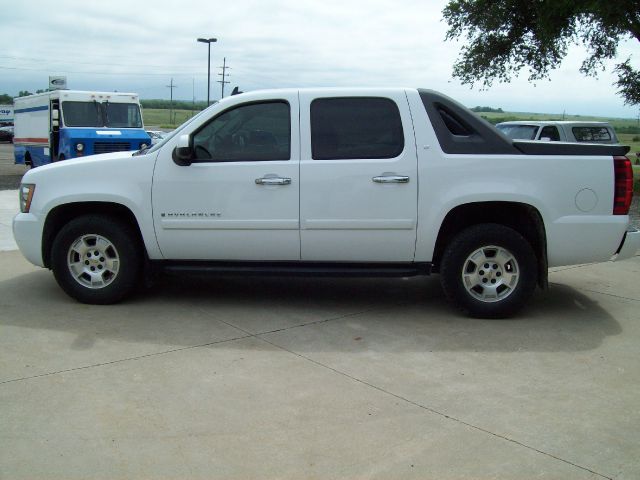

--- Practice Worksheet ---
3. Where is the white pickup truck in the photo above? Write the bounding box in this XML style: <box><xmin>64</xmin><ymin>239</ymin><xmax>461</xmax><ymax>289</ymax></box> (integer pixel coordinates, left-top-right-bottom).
<box><xmin>13</xmin><ymin>88</ymin><xmax>640</xmax><ymax>318</ymax></box>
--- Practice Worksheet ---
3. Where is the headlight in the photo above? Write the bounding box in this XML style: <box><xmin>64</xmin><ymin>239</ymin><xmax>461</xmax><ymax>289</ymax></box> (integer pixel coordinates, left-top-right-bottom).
<box><xmin>75</xmin><ymin>143</ymin><xmax>84</xmax><ymax>152</ymax></box>
<box><xmin>19</xmin><ymin>184</ymin><xmax>36</xmax><ymax>213</ymax></box>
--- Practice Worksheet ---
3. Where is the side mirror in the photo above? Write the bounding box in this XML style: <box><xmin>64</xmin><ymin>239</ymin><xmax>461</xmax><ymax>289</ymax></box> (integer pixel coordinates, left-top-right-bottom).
<box><xmin>172</xmin><ymin>134</ymin><xmax>193</xmax><ymax>166</ymax></box>
<box><xmin>52</xmin><ymin>109</ymin><xmax>59</xmax><ymax>120</ymax></box>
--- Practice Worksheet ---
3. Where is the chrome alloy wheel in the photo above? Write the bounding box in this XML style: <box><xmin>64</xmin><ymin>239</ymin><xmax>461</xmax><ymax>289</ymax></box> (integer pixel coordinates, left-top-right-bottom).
<box><xmin>67</xmin><ymin>234</ymin><xmax>120</xmax><ymax>289</ymax></box>
<box><xmin>461</xmin><ymin>245</ymin><xmax>519</xmax><ymax>303</ymax></box>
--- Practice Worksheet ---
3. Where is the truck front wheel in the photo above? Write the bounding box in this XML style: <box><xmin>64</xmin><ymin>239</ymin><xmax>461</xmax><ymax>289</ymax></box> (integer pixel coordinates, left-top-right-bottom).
<box><xmin>51</xmin><ymin>215</ymin><xmax>142</xmax><ymax>304</ymax></box>
<box><xmin>440</xmin><ymin>224</ymin><xmax>538</xmax><ymax>318</ymax></box>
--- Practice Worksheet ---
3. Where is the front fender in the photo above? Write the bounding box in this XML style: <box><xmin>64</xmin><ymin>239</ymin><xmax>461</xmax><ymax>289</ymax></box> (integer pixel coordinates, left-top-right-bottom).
<box><xmin>25</xmin><ymin>152</ymin><xmax>162</xmax><ymax>260</ymax></box>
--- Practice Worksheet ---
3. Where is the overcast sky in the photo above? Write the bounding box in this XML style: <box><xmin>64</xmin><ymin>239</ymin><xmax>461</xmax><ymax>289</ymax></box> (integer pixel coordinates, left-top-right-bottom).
<box><xmin>2</xmin><ymin>0</ymin><xmax>639</xmax><ymax>118</ymax></box>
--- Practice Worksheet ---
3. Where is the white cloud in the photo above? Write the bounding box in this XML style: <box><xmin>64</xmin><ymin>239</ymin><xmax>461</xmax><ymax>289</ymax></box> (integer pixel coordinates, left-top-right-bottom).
<box><xmin>1</xmin><ymin>0</ymin><xmax>638</xmax><ymax>117</ymax></box>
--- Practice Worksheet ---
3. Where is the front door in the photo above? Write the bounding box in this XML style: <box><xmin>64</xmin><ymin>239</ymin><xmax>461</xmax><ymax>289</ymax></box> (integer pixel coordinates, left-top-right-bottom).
<box><xmin>152</xmin><ymin>94</ymin><xmax>300</xmax><ymax>260</ymax></box>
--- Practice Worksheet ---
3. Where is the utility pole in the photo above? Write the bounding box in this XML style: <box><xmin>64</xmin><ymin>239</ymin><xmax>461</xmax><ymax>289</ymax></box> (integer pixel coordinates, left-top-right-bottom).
<box><xmin>217</xmin><ymin>57</ymin><xmax>231</xmax><ymax>99</ymax></box>
<box><xmin>166</xmin><ymin>78</ymin><xmax>177</xmax><ymax>125</ymax></box>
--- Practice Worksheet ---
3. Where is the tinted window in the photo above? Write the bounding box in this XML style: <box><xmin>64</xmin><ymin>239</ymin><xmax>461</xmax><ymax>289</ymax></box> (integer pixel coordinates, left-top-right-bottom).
<box><xmin>62</xmin><ymin>101</ymin><xmax>103</xmax><ymax>127</ymax></box>
<box><xmin>572</xmin><ymin>127</ymin><xmax>612</xmax><ymax>142</ymax></box>
<box><xmin>539</xmin><ymin>126</ymin><xmax>560</xmax><ymax>141</ymax></box>
<box><xmin>311</xmin><ymin>97</ymin><xmax>404</xmax><ymax>160</ymax></box>
<box><xmin>193</xmin><ymin>101</ymin><xmax>290</xmax><ymax>162</ymax></box>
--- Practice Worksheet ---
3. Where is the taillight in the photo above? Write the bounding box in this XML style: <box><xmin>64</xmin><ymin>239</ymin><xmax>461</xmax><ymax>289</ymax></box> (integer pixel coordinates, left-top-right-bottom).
<box><xmin>613</xmin><ymin>156</ymin><xmax>633</xmax><ymax>215</ymax></box>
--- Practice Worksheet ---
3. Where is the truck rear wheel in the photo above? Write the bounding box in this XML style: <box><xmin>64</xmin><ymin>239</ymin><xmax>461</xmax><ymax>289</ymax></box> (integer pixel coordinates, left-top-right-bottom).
<box><xmin>51</xmin><ymin>215</ymin><xmax>142</xmax><ymax>304</ymax></box>
<box><xmin>440</xmin><ymin>224</ymin><xmax>538</xmax><ymax>318</ymax></box>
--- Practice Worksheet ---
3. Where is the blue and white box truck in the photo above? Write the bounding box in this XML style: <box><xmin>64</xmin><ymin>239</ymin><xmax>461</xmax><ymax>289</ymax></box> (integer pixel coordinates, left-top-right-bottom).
<box><xmin>14</xmin><ymin>90</ymin><xmax>151</xmax><ymax>167</ymax></box>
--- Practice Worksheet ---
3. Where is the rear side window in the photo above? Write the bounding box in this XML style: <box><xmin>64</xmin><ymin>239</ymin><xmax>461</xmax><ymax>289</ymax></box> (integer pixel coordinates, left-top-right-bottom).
<box><xmin>572</xmin><ymin>127</ymin><xmax>612</xmax><ymax>142</ymax></box>
<box><xmin>311</xmin><ymin>97</ymin><xmax>404</xmax><ymax>160</ymax></box>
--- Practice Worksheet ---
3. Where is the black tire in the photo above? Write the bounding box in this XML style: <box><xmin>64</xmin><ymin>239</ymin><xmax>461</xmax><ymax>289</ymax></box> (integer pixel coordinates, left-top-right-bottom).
<box><xmin>440</xmin><ymin>223</ymin><xmax>538</xmax><ymax>318</ymax></box>
<box><xmin>51</xmin><ymin>215</ymin><xmax>142</xmax><ymax>304</ymax></box>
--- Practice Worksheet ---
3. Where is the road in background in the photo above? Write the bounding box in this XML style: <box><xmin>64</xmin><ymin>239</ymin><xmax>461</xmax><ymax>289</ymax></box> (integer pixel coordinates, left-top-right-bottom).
<box><xmin>0</xmin><ymin>143</ymin><xmax>27</xmax><ymax>190</ymax></box>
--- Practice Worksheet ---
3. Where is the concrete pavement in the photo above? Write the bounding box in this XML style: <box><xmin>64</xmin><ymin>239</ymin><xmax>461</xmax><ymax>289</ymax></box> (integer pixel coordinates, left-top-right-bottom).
<box><xmin>0</xmin><ymin>189</ymin><xmax>18</xmax><ymax>251</ymax></box>
<box><xmin>1</xmin><ymin>248</ymin><xmax>639</xmax><ymax>479</ymax></box>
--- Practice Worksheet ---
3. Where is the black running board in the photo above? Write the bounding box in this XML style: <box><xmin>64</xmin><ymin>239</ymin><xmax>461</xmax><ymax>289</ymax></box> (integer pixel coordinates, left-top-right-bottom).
<box><xmin>159</xmin><ymin>261</ymin><xmax>432</xmax><ymax>278</ymax></box>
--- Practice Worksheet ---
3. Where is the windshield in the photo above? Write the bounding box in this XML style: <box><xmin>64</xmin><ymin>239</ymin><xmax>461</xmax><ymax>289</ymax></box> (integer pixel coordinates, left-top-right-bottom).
<box><xmin>61</xmin><ymin>101</ymin><xmax>143</xmax><ymax>128</ymax></box>
<box><xmin>61</xmin><ymin>101</ymin><xmax>103</xmax><ymax>127</ymax></box>
<box><xmin>105</xmin><ymin>103</ymin><xmax>143</xmax><ymax>128</ymax></box>
<box><xmin>496</xmin><ymin>124</ymin><xmax>539</xmax><ymax>140</ymax></box>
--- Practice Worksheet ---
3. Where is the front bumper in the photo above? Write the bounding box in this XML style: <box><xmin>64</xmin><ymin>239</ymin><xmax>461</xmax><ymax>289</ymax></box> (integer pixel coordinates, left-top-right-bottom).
<box><xmin>613</xmin><ymin>228</ymin><xmax>640</xmax><ymax>261</ymax></box>
<box><xmin>12</xmin><ymin>212</ymin><xmax>45</xmax><ymax>267</ymax></box>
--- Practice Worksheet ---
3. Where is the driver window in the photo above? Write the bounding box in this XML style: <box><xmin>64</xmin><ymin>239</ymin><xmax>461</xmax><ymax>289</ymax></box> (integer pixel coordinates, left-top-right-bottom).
<box><xmin>192</xmin><ymin>101</ymin><xmax>290</xmax><ymax>162</ymax></box>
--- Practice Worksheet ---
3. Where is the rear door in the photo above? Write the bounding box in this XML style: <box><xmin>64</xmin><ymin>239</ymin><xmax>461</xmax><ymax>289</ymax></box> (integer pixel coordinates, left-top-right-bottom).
<box><xmin>299</xmin><ymin>90</ymin><xmax>418</xmax><ymax>262</ymax></box>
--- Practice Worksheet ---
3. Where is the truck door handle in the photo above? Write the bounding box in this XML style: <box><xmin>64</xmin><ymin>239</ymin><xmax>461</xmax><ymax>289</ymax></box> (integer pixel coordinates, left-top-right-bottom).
<box><xmin>372</xmin><ymin>175</ymin><xmax>410</xmax><ymax>184</ymax></box>
<box><xmin>255</xmin><ymin>176</ymin><xmax>291</xmax><ymax>186</ymax></box>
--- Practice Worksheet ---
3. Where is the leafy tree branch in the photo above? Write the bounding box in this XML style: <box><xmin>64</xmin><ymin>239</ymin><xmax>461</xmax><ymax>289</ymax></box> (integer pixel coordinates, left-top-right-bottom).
<box><xmin>443</xmin><ymin>0</ymin><xmax>640</xmax><ymax>105</ymax></box>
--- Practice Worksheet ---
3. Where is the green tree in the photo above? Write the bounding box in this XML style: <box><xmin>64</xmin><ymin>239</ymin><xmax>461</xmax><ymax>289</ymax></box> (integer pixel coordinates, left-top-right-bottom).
<box><xmin>0</xmin><ymin>93</ymin><xmax>12</xmax><ymax>103</ymax></box>
<box><xmin>443</xmin><ymin>0</ymin><xmax>640</xmax><ymax>105</ymax></box>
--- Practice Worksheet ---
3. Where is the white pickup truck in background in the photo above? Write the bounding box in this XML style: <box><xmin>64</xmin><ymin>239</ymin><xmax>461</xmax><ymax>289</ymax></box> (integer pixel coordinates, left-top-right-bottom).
<box><xmin>496</xmin><ymin>120</ymin><xmax>620</xmax><ymax>144</ymax></box>
<box><xmin>12</xmin><ymin>88</ymin><xmax>640</xmax><ymax>318</ymax></box>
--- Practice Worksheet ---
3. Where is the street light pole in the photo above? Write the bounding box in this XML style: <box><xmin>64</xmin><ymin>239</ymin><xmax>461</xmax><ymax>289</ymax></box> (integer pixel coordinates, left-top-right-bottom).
<box><xmin>197</xmin><ymin>37</ymin><xmax>217</xmax><ymax>106</ymax></box>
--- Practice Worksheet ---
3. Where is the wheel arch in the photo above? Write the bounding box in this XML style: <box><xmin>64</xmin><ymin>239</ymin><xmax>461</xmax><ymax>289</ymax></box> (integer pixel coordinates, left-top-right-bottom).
<box><xmin>432</xmin><ymin>201</ymin><xmax>548</xmax><ymax>288</ymax></box>
<box><xmin>42</xmin><ymin>202</ymin><xmax>146</xmax><ymax>269</ymax></box>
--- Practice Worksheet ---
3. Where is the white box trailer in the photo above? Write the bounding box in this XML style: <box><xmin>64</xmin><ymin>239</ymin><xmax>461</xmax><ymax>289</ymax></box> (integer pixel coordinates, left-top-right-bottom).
<box><xmin>14</xmin><ymin>90</ymin><xmax>151</xmax><ymax>167</ymax></box>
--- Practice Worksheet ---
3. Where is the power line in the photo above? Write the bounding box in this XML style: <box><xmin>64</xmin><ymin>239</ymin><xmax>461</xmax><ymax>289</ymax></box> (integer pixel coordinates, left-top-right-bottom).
<box><xmin>0</xmin><ymin>65</ymin><xmax>202</xmax><ymax>77</ymax></box>
<box><xmin>217</xmin><ymin>57</ymin><xmax>231</xmax><ymax>98</ymax></box>
<box><xmin>0</xmin><ymin>54</ymin><xmax>201</xmax><ymax>70</ymax></box>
